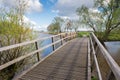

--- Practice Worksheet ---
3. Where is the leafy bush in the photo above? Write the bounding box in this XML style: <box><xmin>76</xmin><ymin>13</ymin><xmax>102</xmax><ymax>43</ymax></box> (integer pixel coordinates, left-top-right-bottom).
<box><xmin>0</xmin><ymin>1</ymin><xmax>36</xmax><ymax>80</ymax></box>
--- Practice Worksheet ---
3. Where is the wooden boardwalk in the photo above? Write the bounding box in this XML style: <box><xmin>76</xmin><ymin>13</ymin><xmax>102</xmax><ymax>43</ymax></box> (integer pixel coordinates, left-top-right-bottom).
<box><xmin>18</xmin><ymin>37</ymin><xmax>88</xmax><ymax>80</ymax></box>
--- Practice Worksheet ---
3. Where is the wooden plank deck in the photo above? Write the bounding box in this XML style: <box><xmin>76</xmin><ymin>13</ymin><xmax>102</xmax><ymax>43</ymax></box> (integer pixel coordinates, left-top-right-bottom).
<box><xmin>17</xmin><ymin>37</ymin><xmax>88</xmax><ymax>80</ymax></box>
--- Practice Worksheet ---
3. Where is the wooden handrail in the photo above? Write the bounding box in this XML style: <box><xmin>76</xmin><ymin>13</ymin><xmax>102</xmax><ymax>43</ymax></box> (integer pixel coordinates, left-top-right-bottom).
<box><xmin>90</xmin><ymin>32</ymin><xmax>120</xmax><ymax>80</ymax></box>
<box><xmin>0</xmin><ymin>32</ymin><xmax>69</xmax><ymax>52</ymax></box>
<box><xmin>87</xmin><ymin>39</ymin><xmax>91</xmax><ymax>80</ymax></box>
<box><xmin>0</xmin><ymin>32</ymin><xmax>76</xmax><ymax>70</ymax></box>
<box><xmin>89</xmin><ymin>36</ymin><xmax>102</xmax><ymax>80</ymax></box>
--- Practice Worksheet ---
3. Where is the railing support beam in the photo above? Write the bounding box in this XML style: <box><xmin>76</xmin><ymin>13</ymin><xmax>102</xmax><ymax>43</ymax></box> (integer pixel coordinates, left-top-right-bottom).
<box><xmin>60</xmin><ymin>34</ymin><xmax>63</xmax><ymax>45</ymax></box>
<box><xmin>51</xmin><ymin>37</ymin><xmax>55</xmax><ymax>51</ymax></box>
<box><xmin>35</xmin><ymin>42</ymin><xmax>40</xmax><ymax>61</ymax></box>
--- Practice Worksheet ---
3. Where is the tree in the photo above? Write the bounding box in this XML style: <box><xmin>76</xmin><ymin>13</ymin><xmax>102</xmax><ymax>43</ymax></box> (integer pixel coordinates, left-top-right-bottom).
<box><xmin>47</xmin><ymin>17</ymin><xmax>64</xmax><ymax>34</ymax></box>
<box><xmin>72</xmin><ymin>20</ymin><xmax>80</xmax><ymax>32</ymax></box>
<box><xmin>76</xmin><ymin>0</ymin><xmax>120</xmax><ymax>41</ymax></box>
<box><xmin>95</xmin><ymin>0</ymin><xmax>120</xmax><ymax>40</ymax></box>
<box><xmin>76</xmin><ymin>6</ymin><xmax>104</xmax><ymax>32</ymax></box>
<box><xmin>65</xmin><ymin>19</ymin><xmax>72</xmax><ymax>32</ymax></box>
<box><xmin>0</xmin><ymin>0</ymin><xmax>35</xmax><ymax>80</ymax></box>
<box><xmin>53</xmin><ymin>17</ymin><xmax>64</xmax><ymax>33</ymax></box>
<box><xmin>47</xmin><ymin>22</ymin><xmax>60</xmax><ymax>34</ymax></box>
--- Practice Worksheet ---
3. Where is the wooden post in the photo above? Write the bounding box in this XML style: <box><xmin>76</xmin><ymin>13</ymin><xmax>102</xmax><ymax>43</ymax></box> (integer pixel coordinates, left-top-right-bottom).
<box><xmin>60</xmin><ymin>34</ymin><xmax>63</xmax><ymax>45</ymax></box>
<box><xmin>95</xmin><ymin>45</ymin><xmax>99</xmax><ymax>57</ymax></box>
<box><xmin>71</xmin><ymin>33</ymin><xmax>73</xmax><ymax>39</ymax></box>
<box><xmin>35</xmin><ymin>42</ymin><xmax>40</xmax><ymax>61</ymax></box>
<box><xmin>75</xmin><ymin>32</ymin><xmax>77</xmax><ymax>38</ymax></box>
<box><xmin>70</xmin><ymin>32</ymin><xmax>72</xmax><ymax>40</ymax></box>
<box><xmin>66</xmin><ymin>33</ymin><xmax>68</xmax><ymax>42</ymax></box>
<box><xmin>71</xmin><ymin>33</ymin><xmax>72</xmax><ymax>39</ymax></box>
<box><xmin>51</xmin><ymin>37</ymin><xmax>55</xmax><ymax>51</ymax></box>
<box><xmin>107</xmin><ymin>70</ymin><xmax>115</xmax><ymax>80</ymax></box>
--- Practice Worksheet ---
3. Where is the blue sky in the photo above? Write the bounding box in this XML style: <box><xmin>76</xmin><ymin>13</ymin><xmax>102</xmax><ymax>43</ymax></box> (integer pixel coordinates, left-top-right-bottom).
<box><xmin>25</xmin><ymin>0</ymin><xmax>58</xmax><ymax>31</ymax></box>
<box><xmin>0</xmin><ymin>0</ymin><xmax>94</xmax><ymax>31</ymax></box>
<box><xmin>26</xmin><ymin>0</ymin><xmax>94</xmax><ymax>31</ymax></box>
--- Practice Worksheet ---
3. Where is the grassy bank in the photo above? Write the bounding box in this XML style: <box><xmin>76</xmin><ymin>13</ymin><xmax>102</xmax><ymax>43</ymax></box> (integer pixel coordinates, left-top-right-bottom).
<box><xmin>77</xmin><ymin>31</ymin><xmax>120</xmax><ymax>41</ymax></box>
<box><xmin>95</xmin><ymin>31</ymin><xmax>120</xmax><ymax>41</ymax></box>
<box><xmin>77</xmin><ymin>31</ymin><xmax>90</xmax><ymax>37</ymax></box>
<box><xmin>107</xmin><ymin>32</ymin><xmax>120</xmax><ymax>41</ymax></box>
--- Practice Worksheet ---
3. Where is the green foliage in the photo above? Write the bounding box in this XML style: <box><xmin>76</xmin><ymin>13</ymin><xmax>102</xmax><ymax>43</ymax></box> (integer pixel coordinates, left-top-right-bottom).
<box><xmin>77</xmin><ymin>31</ymin><xmax>89</xmax><ymax>37</ymax></box>
<box><xmin>47</xmin><ymin>17</ymin><xmax>64</xmax><ymax>34</ymax></box>
<box><xmin>0</xmin><ymin>21</ymin><xmax>33</xmax><ymax>46</ymax></box>
<box><xmin>91</xmin><ymin>76</ymin><xmax>97</xmax><ymax>80</ymax></box>
<box><xmin>76</xmin><ymin>6</ymin><xmax>102</xmax><ymax>32</ymax></box>
<box><xmin>76</xmin><ymin>0</ymin><xmax>120</xmax><ymax>41</ymax></box>
<box><xmin>95</xmin><ymin>31</ymin><xmax>120</xmax><ymax>41</ymax></box>
<box><xmin>48</xmin><ymin>17</ymin><xmax>79</xmax><ymax>33</ymax></box>
<box><xmin>107</xmin><ymin>31</ymin><xmax>120</xmax><ymax>41</ymax></box>
<box><xmin>47</xmin><ymin>22</ymin><xmax>60</xmax><ymax>34</ymax></box>
<box><xmin>0</xmin><ymin>1</ymin><xmax>35</xmax><ymax>80</ymax></box>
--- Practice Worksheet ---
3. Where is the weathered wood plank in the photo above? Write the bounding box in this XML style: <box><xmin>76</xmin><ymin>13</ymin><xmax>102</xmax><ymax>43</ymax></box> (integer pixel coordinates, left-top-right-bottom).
<box><xmin>17</xmin><ymin>37</ymin><xmax>88</xmax><ymax>80</ymax></box>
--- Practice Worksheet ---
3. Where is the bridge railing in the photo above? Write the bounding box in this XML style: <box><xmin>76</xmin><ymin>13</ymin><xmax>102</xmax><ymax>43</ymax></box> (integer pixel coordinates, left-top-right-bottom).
<box><xmin>0</xmin><ymin>32</ymin><xmax>76</xmax><ymax>71</ymax></box>
<box><xmin>89</xmin><ymin>32</ymin><xmax>120</xmax><ymax>80</ymax></box>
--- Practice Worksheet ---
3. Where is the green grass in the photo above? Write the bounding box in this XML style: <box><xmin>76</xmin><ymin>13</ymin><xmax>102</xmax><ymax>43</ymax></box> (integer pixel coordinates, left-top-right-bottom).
<box><xmin>95</xmin><ymin>31</ymin><xmax>120</xmax><ymax>41</ymax></box>
<box><xmin>77</xmin><ymin>31</ymin><xmax>90</xmax><ymax>37</ymax></box>
<box><xmin>91</xmin><ymin>76</ymin><xmax>97</xmax><ymax>80</ymax></box>
<box><xmin>108</xmin><ymin>32</ymin><xmax>120</xmax><ymax>41</ymax></box>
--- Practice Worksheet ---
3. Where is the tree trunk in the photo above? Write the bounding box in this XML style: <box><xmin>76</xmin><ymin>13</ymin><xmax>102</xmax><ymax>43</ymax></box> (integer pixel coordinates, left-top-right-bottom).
<box><xmin>103</xmin><ymin>30</ymin><xmax>111</xmax><ymax>41</ymax></box>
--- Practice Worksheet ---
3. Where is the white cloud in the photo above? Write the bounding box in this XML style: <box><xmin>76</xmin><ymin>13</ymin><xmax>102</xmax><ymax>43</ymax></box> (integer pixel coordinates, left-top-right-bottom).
<box><xmin>23</xmin><ymin>15</ymin><xmax>37</xmax><ymax>27</ymax></box>
<box><xmin>53</xmin><ymin>0</ymin><xmax>94</xmax><ymax>19</ymax></box>
<box><xmin>52</xmin><ymin>10</ymin><xmax>59</xmax><ymax>13</ymax></box>
<box><xmin>33</xmin><ymin>24</ymin><xmax>48</xmax><ymax>31</ymax></box>
<box><xmin>89</xmin><ymin>8</ymin><xmax>100</xmax><ymax>13</ymax></box>
<box><xmin>60</xmin><ymin>16</ymin><xmax>70</xmax><ymax>20</ymax></box>
<box><xmin>0</xmin><ymin>0</ymin><xmax>43</xmax><ymax>13</ymax></box>
<box><xmin>27</xmin><ymin>0</ymin><xmax>43</xmax><ymax>12</ymax></box>
<box><xmin>23</xmin><ymin>16</ymin><xmax>48</xmax><ymax>31</ymax></box>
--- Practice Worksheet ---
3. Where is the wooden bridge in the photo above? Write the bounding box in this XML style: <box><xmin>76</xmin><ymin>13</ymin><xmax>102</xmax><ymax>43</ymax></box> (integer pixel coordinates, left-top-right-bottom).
<box><xmin>0</xmin><ymin>32</ymin><xmax>120</xmax><ymax>80</ymax></box>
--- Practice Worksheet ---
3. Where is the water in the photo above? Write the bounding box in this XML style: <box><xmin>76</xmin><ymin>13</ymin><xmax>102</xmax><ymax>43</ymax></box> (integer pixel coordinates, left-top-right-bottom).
<box><xmin>38</xmin><ymin>33</ymin><xmax>53</xmax><ymax>58</ymax></box>
<box><xmin>105</xmin><ymin>41</ymin><xmax>120</xmax><ymax>65</ymax></box>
